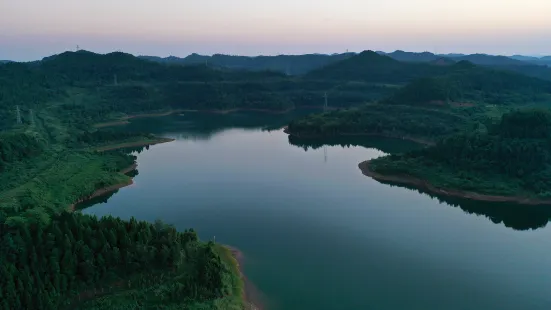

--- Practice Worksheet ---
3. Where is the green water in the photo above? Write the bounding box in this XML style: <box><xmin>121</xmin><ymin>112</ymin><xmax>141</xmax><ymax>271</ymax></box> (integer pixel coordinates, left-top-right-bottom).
<box><xmin>83</xmin><ymin>112</ymin><xmax>551</xmax><ymax>310</ymax></box>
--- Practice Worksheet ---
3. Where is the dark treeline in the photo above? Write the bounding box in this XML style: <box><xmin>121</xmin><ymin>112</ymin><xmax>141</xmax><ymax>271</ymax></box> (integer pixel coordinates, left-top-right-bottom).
<box><xmin>377</xmin><ymin>179</ymin><xmax>551</xmax><ymax>231</ymax></box>
<box><xmin>0</xmin><ymin>50</ymin><xmax>403</xmax><ymax>130</ymax></box>
<box><xmin>73</xmin><ymin>130</ymin><xmax>155</xmax><ymax>147</ymax></box>
<box><xmin>287</xmin><ymin>104</ymin><xmax>471</xmax><ymax>142</ymax></box>
<box><xmin>3</xmin><ymin>49</ymin><xmax>551</xmax><ymax>133</ymax></box>
<box><xmin>286</xmin><ymin>57</ymin><xmax>551</xmax><ymax>143</ymax></box>
<box><xmin>306</xmin><ymin>50</ymin><xmax>456</xmax><ymax>83</ymax></box>
<box><xmin>371</xmin><ymin>109</ymin><xmax>551</xmax><ymax>197</ymax></box>
<box><xmin>139</xmin><ymin>52</ymin><xmax>355</xmax><ymax>75</ymax></box>
<box><xmin>288</xmin><ymin>133</ymin><xmax>424</xmax><ymax>154</ymax></box>
<box><xmin>0</xmin><ymin>212</ymin><xmax>227</xmax><ymax>309</ymax></box>
<box><xmin>140</xmin><ymin>50</ymin><xmax>551</xmax><ymax>79</ymax></box>
<box><xmin>385</xmin><ymin>65</ymin><xmax>551</xmax><ymax>106</ymax></box>
<box><xmin>380</xmin><ymin>50</ymin><xmax>551</xmax><ymax>81</ymax></box>
<box><xmin>39</xmin><ymin>50</ymin><xmax>286</xmax><ymax>85</ymax></box>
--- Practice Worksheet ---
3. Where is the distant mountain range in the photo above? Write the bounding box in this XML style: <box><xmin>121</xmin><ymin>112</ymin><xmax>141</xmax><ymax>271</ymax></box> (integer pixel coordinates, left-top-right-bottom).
<box><xmin>377</xmin><ymin>50</ymin><xmax>551</xmax><ymax>66</ymax></box>
<box><xmin>139</xmin><ymin>53</ymin><xmax>354</xmax><ymax>75</ymax></box>
<box><xmin>138</xmin><ymin>50</ymin><xmax>551</xmax><ymax>80</ymax></box>
<box><xmin>3</xmin><ymin>50</ymin><xmax>550</xmax><ymax>80</ymax></box>
<box><xmin>306</xmin><ymin>50</ymin><xmax>457</xmax><ymax>83</ymax></box>
<box><xmin>373</xmin><ymin>51</ymin><xmax>551</xmax><ymax>81</ymax></box>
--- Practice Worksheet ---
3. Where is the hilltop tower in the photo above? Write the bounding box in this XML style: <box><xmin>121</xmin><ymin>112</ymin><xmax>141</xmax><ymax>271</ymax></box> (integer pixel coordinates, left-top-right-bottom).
<box><xmin>16</xmin><ymin>105</ymin><xmax>22</xmax><ymax>124</ymax></box>
<box><xmin>29</xmin><ymin>109</ymin><xmax>35</xmax><ymax>127</ymax></box>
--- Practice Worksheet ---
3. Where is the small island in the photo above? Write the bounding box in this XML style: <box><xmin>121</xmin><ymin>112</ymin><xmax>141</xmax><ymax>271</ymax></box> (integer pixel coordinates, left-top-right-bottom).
<box><xmin>362</xmin><ymin>109</ymin><xmax>551</xmax><ymax>204</ymax></box>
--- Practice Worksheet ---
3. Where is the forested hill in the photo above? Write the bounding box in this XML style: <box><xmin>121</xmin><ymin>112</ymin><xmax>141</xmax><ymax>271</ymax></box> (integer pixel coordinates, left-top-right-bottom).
<box><xmin>0</xmin><ymin>50</ymin><xmax>246</xmax><ymax>309</ymax></box>
<box><xmin>0</xmin><ymin>50</ymin><xmax>401</xmax><ymax>129</ymax></box>
<box><xmin>40</xmin><ymin>50</ymin><xmax>286</xmax><ymax>84</ymax></box>
<box><xmin>369</xmin><ymin>109</ymin><xmax>551</xmax><ymax>199</ymax></box>
<box><xmin>0</xmin><ymin>212</ymin><xmax>242</xmax><ymax>309</ymax></box>
<box><xmin>378</xmin><ymin>50</ymin><xmax>551</xmax><ymax>81</ymax></box>
<box><xmin>385</xmin><ymin>65</ymin><xmax>551</xmax><ymax>106</ymax></box>
<box><xmin>306</xmin><ymin>50</ymin><xmax>458</xmax><ymax>83</ymax></box>
<box><xmin>287</xmin><ymin>59</ymin><xmax>551</xmax><ymax>142</ymax></box>
<box><xmin>140</xmin><ymin>52</ymin><xmax>355</xmax><ymax>75</ymax></box>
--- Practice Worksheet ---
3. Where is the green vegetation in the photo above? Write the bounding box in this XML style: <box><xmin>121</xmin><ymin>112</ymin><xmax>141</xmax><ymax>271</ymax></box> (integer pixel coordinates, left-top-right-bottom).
<box><xmin>288</xmin><ymin>52</ymin><xmax>551</xmax><ymax>201</ymax></box>
<box><xmin>0</xmin><ymin>212</ymin><xmax>241</xmax><ymax>309</ymax></box>
<box><xmin>369</xmin><ymin>109</ymin><xmax>551</xmax><ymax>198</ymax></box>
<box><xmin>3</xmin><ymin>47</ymin><xmax>551</xmax><ymax>308</ymax></box>
<box><xmin>306</xmin><ymin>50</ymin><xmax>454</xmax><ymax>83</ymax></box>
<box><xmin>385</xmin><ymin>65</ymin><xmax>551</xmax><ymax>106</ymax></box>
<box><xmin>140</xmin><ymin>52</ymin><xmax>354</xmax><ymax>75</ymax></box>
<box><xmin>381</xmin><ymin>50</ymin><xmax>551</xmax><ymax>81</ymax></box>
<box><xmin>287</xmin><ymin>60</ymin><xmax>551</xmax><ymax>143</ymax></box>
<box><xmin>287</xmin><ymin>104</ymin><xmax>472</xmax><ymax>143</ymax></box>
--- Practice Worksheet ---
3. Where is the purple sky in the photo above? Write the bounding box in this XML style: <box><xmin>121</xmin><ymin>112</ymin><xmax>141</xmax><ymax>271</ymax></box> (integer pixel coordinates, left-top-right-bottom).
<box><xmin>1</xmin><ymin>0</ymin><xmax>550</xmax><ymax>61</ymax></box>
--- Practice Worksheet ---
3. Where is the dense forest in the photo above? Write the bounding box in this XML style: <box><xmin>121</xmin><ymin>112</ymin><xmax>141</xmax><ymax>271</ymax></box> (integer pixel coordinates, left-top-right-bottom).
<box><xmin>286</xmin><ymin>104</ymin><xmax>473</xmax><ymax>143</ymax></box>
<box><xmin>0</xmin><ymin>131</ymin><xmax>46</xmax><ymax>171</ymax></box>
<box><xmin>0</xmin><ymin>212</ymin><xmax>240</xmax><ymax>309</ymax></box>
<box><xmin>140</xmin><ymin>52</ymin><xmax>355</xmax><ymax>75</ymax></box>
<box><xmin>286</xmin><ymin>58</ymin><xmax>551</xmax><ymax>143</ymax></box>
<box><xmin>384</xmin><ymin>66</ymin><xmax>551</xmax><ymax>106</ymax></box>
<box><xmin>305</xmin><ymin>51</ymin><xmax>453</xmax><ymax>83</ymax></box>
<box><xmin>380</xmin><ymin>50</ymin><xmax>551</xmax><ymax>81</ymax></box>
<box><xmin>0</xmin><ymin>50</ymin><xmax>405</xmax><ymax>128</ymax></box>
<box><xmin>3</xmin><ymin>48</ymin><xmax>551</xmax><ymax>307</ymax></box>
<box><xmin>368</xmin><ymin>109</ymin><xmax>551</xmax><ymax>198</ymax></box>
<box><xmin>138</xmin><ymin>50</ymin><xmax>551</xmax><ymax>80</ymax></box>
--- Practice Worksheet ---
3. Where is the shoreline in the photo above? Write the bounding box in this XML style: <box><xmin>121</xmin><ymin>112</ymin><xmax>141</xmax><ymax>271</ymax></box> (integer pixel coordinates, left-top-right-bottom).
<box><xmin>95</xmin><ymin>137</ymin><xmax>175</xmax><ymax>152</ymax></box>
<box><xmin>284</xmin><ymin>128</ymin><xmax>434</xmax><ymax>146</ymax></box>
<box><xmin>68</xmin><ymin>180</ymin><xmax>134</xmax><ymax>212</ymax></box>
<box><xmin>225</xmin><ymin>246</ymin><xmax>264</xmax><ymax>310</ymax></box>
<box><xmin>68</xmin><ymin>163</ymin><xmax>138</xmax><ymax>211</ymax></box>
<box><xmin>94</xmin><ymin>106</ymin><xmax>324</xmax><ymax>128</ymax></box>
<box><xmin>359</xmin><ymin>160</ymin><xmax>551</xmax><ymax>205</ymax></box>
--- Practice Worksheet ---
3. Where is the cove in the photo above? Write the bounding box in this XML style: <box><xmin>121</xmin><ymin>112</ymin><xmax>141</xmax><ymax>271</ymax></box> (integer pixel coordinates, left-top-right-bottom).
<box><xmin>81</xmin><ymin>111</ymin><xmax>551</xmax><ymax>310</ymax></box>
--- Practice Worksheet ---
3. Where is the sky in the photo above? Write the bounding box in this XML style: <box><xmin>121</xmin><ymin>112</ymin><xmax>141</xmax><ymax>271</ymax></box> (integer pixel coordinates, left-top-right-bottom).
<box><xmin>1</xmin><ymin>0</ymin><xmax>550</xmax><ymax>61</ymax></box>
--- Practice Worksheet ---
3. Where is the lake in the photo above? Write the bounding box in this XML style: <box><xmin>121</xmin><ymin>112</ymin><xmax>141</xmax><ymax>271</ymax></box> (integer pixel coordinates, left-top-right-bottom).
<box><xmin>82</xmin><ymin>111</ymin><xmax>551</xmax><ymax>310</ymax></box>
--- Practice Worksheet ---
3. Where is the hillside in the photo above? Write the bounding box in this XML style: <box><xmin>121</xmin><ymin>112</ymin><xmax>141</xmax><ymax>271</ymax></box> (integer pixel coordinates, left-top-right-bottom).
<box><xmin>140</xmin><ymin>52</ymin><xmax>355</xmax><ymax>75</ymax></box>
<box><xmin>287</xmin><ymin>61</ymin><xmax>551</xmax><ymax>143</ymax></box>
<box><xmin>365</xmin><ymin>109</ymin><xmax>551</xmax><ymax>201</ymax></box>
<box><xmin>362</xmin><ymin>110</ymin><xmax>551</xmax><ymax>203</ymax></box>
<box><xmin>382</xmin><ymin>50</ymin><xmax>439</xmax><ymax>62</ymax></box>
<box><xmin>0</xmin><ymin>212</ymin><xmax>242</xmax><ymax>309</ymax></box>
<box><xmin>286</xmin><ymin>104</ymin><xmax>471</xmax><ymax>143</ymax></box>
<box><xmin>511</xmin><ymin>55</ymin><xmax>551</xmax><ymax>67</ymax></box>
<box><xmin>0</xmin><ymin>50</ymin><xmax>397</xmax><ymax>127</ymax></box>
<box><xmin>0</xmin><ymin>49</ymin><xmax>407</xmax><ymax>220</ymax></box>
<box><xmin>379</xmin><ymin>50</ymin><xmax>551</xmax><ymax>81</ymax></box>
<box><xmin>453</xmin><ymin>54</ymin><xmax>524</xmax><ymax>66</ymax></box>
<box><xmin>0</xmin><ymin>51</ymin><xmax>249</xmax><ymax>309</ymax></box>
<box><xmin>306</xmin><ymin>50</ymin><xmax>451</xmax><ymax>84</ymax></box>
<box><xmin>385</xmin><ymin>65</ymin><xmax>551</xmax><ymax>106</ymax></box>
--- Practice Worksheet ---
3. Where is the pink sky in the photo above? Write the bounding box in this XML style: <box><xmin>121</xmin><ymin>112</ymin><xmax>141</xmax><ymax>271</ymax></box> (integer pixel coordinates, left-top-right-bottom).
<box><xmin>1</xmin><ymin>0</ymin><xmax>550</xmax><ymax>60</ymax></box>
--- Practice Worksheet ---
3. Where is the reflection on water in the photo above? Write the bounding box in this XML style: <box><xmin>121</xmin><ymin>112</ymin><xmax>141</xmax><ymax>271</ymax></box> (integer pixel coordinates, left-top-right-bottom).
<box><xmin>378</xmin><ymin>180</ymin><xmax>551</xmax><ymax>231</ymax></box>
<box><xmin>74</xmin><ymin>190</ymin><xmax>119</xmax><ymax>211</ymax></box>
<box><xmin>290</xmin><ymin>135</ymin><xmax>551</xmax><ymax>231</ymax></box>
<box><xmin>85</xmin><ymin>113</ymin><xmax>551</xmax><ymax>310</ymax></box>
<box><xmin>106</xmin><ymin>110</ymin><xmax>316</xmax><ymax>141</ymax></box>
<box><xmin>288</xmin><ymin>135</ymin><xmax>424</xmax><ymax>155</ymax></box>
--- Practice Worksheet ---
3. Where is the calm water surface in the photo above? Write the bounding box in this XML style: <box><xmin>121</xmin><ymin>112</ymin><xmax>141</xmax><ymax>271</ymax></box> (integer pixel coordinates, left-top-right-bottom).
<box><xmin>83</xmin><ymin>112</ymin><xmax>551</xmax><ymax>310</ymax></box>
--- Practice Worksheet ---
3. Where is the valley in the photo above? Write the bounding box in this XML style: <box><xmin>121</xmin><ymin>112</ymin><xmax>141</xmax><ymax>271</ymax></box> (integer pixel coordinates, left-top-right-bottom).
<box><xmin>2</xmin><ymin>48</ymin><xmax>551</xmax><ymax>309</ymax></box>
